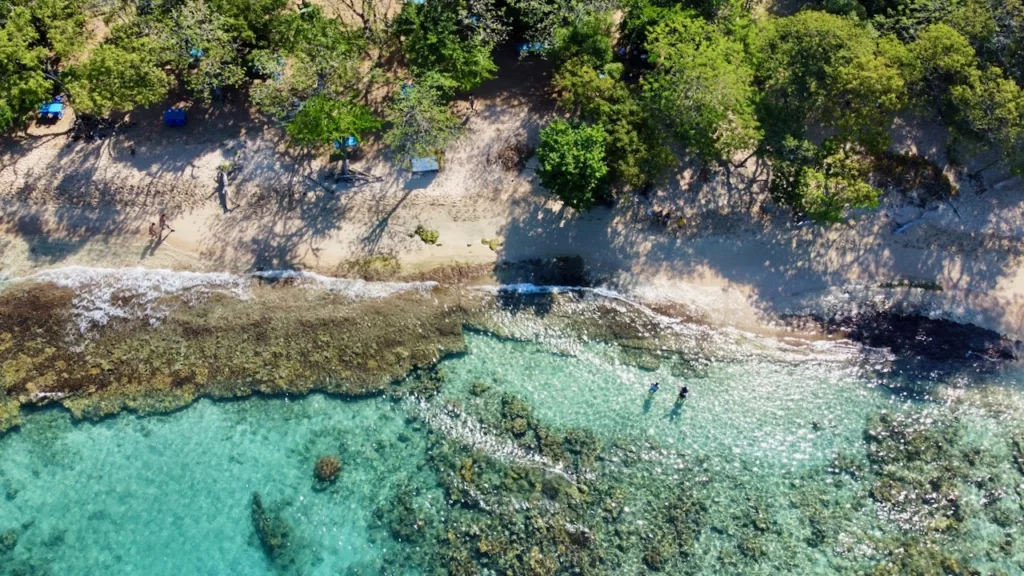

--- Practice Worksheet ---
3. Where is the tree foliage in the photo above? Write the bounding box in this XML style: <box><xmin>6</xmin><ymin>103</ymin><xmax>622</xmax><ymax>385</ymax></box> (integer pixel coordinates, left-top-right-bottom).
<box><xmin>66</xmin><ymin>43</ymin><xmax>171</xmax><ymax>116</ymax></box>
<box><xmin>394</xmin><ymin>0</ymin><xmax>502</xmax><ymax>91</ymax></box>
<box><xmin>769</xmin><ymin>138</ymin><xmax>881</xmax><ymax>223</ymax></box>
<box><xmin>550</xmin><ymin>11</ymin><xmax>671</xmax><ymax>191</ymax></box>
<box><xmin>0</xmin><ymin>6</ymin><xmax>50</xmax><ymax>132</ymax></box>
<box><xmin>644</xmin><ymin>10</ymin><xmax>761</xmax><ymax>161</ymax></box>
<box><xmin>536</xmin><ymin>120</ymin><xmax>609</xmax><ymax>210</ymax></box>
<box><xmin>285</xmin><ymin>94</ymin><xmax>381</xmax><ymax>147</ymax></box>
<box><xmin>383</xmin><ymin>74</ymin><xmax>464</xmax><ymax>164</ymax></box>
<box><xmin>752</xmin><ymin>11</ymin><xmax>912</xmax><ymax>152</ymax></box>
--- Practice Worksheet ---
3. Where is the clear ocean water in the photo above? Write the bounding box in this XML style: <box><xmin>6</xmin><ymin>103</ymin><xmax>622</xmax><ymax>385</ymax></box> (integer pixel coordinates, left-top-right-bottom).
<box><xmin>2</xmin><ymin>274</ymin><xmax>1024</xmax><ymax>575</ymax></box>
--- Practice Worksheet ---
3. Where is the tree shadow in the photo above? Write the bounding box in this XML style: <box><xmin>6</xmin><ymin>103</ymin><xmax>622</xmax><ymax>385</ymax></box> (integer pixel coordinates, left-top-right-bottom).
<box><xmin>493</xmin><ymin>147</ymin><xmax>1024</xmax><ymax>340</ymax></box>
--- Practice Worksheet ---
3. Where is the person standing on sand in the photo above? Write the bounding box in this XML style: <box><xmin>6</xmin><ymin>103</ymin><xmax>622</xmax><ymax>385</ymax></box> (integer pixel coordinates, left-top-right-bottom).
<box><xmin>148</xmin><ymin>223</ymin><xmax>158</xmax><ymax>239</ymax></box>
<box><xmin>159</xmin><ymin>213</ymin><xmax>174</xmax><ymax>233</ymax></box>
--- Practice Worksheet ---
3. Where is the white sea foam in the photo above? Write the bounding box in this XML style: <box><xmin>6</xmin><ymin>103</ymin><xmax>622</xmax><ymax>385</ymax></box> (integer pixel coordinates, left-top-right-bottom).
<box><xmin>30</xmin><ymin>266</ymin><xmax>251</xmax><ymax>333</ymax></box>
<box><xmin>251</xmin><ymin>269</ymin><xmax>437</xmax><ymax>298</ymax></box>
<box><xmin>17</xmin><ymin>266</ymin><xmax>437</xmax><ymax>335</ymax></box>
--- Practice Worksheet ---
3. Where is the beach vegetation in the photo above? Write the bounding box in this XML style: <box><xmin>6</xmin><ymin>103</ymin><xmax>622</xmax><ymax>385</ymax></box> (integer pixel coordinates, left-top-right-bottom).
<box><xmin>65</xmin><ymin>43</ymin><xmax>172</xmax><ymax>116</ymax></box>
<box><xmin>536</xmin><ymin>119</ymin><xmax>609</xmax><ymax>210</ymax></box>
<box><xmin>393</xmin><ymin>0</ymin><xmax>503</xmax><ymax>92</ymax></box>
<box><xmin>384</xmin><ymin>74</ymin><xmax>463</xmax><ymax>165</ymax></box>
<box><xmin>0</xmin><ymin>0</ymin><xmax>1020</xmax><ymax>227</ymax></box>
<box><xmin>285</xmin><ymin>95</ymin><xmax>380</xmax><ymax>148</ymax></box>
<box><xmin>644</xmin><ymin>9</ymin><xmax>761</xmax><ymax>162</ymax></box>
<box><xmin>415</xmin><ymin>225</ymin><xmax>440</xmax><ymax>244</ymax></box>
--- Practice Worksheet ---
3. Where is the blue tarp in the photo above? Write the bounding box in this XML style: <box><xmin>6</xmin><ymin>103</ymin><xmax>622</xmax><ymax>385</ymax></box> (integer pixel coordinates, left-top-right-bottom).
<box><xmin>333</xmin><ymin>136</ymin><xmax>359</xmax><ymax>150</ymax></box>
<box><xmin>38</xmin><ymin>102</ymin><xmax>64</xmax><ymax>120</ymax></box>
<box><xmin>516</xmin><ymin>42</ymin><xmax>547</xmax><ymax>55</ymax></box>
<box><xmin>411</xmin><ymin>157</ymin><xmax>439</xmax><ymax>173</ymax></box>
<box><xmin>163</xmin><ymin>108</ymin><xmax>187</xmax><ymax>127</ymax></box>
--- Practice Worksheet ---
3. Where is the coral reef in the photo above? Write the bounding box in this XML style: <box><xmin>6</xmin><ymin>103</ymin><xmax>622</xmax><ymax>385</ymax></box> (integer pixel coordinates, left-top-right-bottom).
<box><xmin>0</xmin><ymin>282</ymin><xmax>469</xmax><ymax>433</ymax></box>
<box><xmin>0</xmin><ymin>528</ymin><xmax>18</xmax><ymax>555</ymax></box>
<box><xmin>313</xmin><ymin>456</ymin><xmax>341</xmax><ymax>485</ymax></box>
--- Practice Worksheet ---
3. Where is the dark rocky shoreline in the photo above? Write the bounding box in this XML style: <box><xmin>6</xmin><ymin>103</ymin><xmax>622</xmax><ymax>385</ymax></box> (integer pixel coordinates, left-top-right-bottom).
<box><xmin>789</xmin><ymin>310</ymin><xmax>1022</xmax><ymax>364</ymax></box>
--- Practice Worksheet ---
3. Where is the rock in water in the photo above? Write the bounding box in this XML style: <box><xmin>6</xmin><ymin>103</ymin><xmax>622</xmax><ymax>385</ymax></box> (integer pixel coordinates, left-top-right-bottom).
<box><xmin>314</xmin><ymin>456</ymin><xmax>341</xmax><ymax>485</ymax></box>
<box><xmin>251</xmin><ymin>492</ymin><xmax>290</xmax><ymax>561</ymax></box>
<box><xmin>0</xmin><ymin>528</ymin><xmax>18</xmax><ymax>554</ymax></box>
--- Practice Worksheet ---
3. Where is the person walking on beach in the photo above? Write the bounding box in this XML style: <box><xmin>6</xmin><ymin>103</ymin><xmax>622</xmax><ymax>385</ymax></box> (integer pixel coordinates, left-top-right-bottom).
<box><xmin>159</xmin><ymin>213</ymin><xmax>174</xmax><ymax>233</ymax></box>
<box><xmin>148</xmin><ymin>222</ymin><xmax>158</xmax><ymax>239</ymax></box>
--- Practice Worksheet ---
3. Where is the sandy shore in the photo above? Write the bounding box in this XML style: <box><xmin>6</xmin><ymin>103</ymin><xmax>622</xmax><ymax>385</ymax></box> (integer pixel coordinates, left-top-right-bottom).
<box><xmin>2</xmin><ymin>80</ymin><xmax>1024</xmax><ymax>338</ymax></box>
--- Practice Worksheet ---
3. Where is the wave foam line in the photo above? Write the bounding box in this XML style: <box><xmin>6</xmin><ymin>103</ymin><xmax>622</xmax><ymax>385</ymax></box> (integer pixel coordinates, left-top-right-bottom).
<box><xmin>251</xmin><ymin>269</ymin><xmax>437</xmax><ymax>299</ymax></box>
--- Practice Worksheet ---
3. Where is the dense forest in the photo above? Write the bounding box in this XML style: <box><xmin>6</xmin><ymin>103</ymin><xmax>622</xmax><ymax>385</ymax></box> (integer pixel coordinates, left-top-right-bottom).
<box><xmin>1</xmin><ymin>0</ymin><xmax>1022</xmax><ymax>221</ymax></box>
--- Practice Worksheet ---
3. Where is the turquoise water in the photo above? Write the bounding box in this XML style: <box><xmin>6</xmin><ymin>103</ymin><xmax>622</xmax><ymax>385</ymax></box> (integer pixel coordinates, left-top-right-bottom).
<box><xmin>3</xmin><ymin>322</ymin><xmax>1024</xmax><ymax>574</ymax></box>
<box><xmin>442</xmin><ymin>333</ymin><xmax>891</xmax><ymax>472</ymax></box>
<box><xmin>0</xmin><ymin>395</ymin><xmax>437</xmax><ymax>575</ymax></box>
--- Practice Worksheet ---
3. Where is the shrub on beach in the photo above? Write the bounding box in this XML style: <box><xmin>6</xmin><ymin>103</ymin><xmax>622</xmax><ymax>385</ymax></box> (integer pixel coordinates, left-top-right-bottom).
<box><xmin>415</xmin><ymin>226</ymin><xmax>439</xmax><ymax>244</ymax></box>
<box><xmin>536</xmin><ymin>120</ymin><xmax>609</xmax><ymax>211</ymax></box>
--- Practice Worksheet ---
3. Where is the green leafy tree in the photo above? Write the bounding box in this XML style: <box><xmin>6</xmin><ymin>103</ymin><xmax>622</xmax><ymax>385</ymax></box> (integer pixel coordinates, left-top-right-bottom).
<box><xmin>950</xmin><ymin>67</ymin><xmax>1024</xmax><ymax>174</ymax></box>
<box><xmin>554</xmin><ymin>60</ymin><xmax>672</xmax><ymax>189</ymax></box>
<box><xmin>509</xmin><ymin>0</ymin><xmax>611</xmax><ymax>44</ymax></box>
<box><xmin>536</xmin><ymin>120</ymin><xmax>609</xmax><ymax>210</ymax></box>
<box><xmin>769</xmin><ymin>138</ymin><xmax>880</xmax><ymax>223</ymax></box>
<box><xmin>172</xmin><ymin>0</ymin><xmax>246</xmax><ymax>101</ymax></box>
<box><xmin>644</xmin><ymin>10</ymin><xmax>761</xmax><ymax>162</ymax></box>
<box><xmin>394</xmin><ymin>0</ymin><xmax>503</xmax><ymax>91</ymax></box>
<box><xmin>208</xmin><ymin>0</ymin><xmax>289</xmax><ymax>48</ymax></box>
<box><xmin>248</xmin><ymin>51</ymin><xmax>318</xmax><ymax>119</ymax></box>
<box><xmin>13</xmin><ymin>0</ymin><xmax>89</xmax><ymax>59</ymax></box>
<box><xmin>66</xmin><ymin>43</ymin><xmax>171</xmax><ymax>116</ymax></box>
<box><xmin>551</xmin><ymin>10</ymin><xmax>613</xmax><ymax>66</ymax></box>
<box><xmin>801</xmin><ymin>145</ymin><xmax>880</xmax><ymax>223</ymax></box>
<box><xmin>909</xmin><ymin>22</ymin><xmax>978</xmax><ymax>100</ymax></box>
<box><xmin>0</xmin><ymin>6</ymin><xmax>50</xmax><ymax>132</ymax></box>
<box><xmin>752</xmin><ymin>11</ymin><xmax>912</xmax><ymax>152</ymax></box>
<box><xmin>286</xmin><ymin>94</ymin><xmax>381</xmax><ymax>147</ymax></box>
<box><xmin>249</xmin><ymin>6</ymin><xmax>364</xmax><ymax>120</ymax></box>
<box><xmin>383</xmin><ymin>74</ymin><xmax>464</xmax><ymax>165</ymax></box>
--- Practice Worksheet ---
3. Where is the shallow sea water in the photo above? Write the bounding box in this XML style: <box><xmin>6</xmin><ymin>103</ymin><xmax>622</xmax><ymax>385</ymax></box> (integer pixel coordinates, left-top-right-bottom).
<box><xmin>2</xmin><ymin>280</ymin><xmax>1024</xmax><ymax>574</ymax></box>
<box><xmin>0</xmin><ymin>395</ymin><xmax>436</xmax><ymax>575</ymax></box>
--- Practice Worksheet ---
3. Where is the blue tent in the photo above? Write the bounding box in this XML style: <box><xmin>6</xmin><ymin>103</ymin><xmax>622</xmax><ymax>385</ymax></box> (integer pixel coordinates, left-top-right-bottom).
<box><xmin>516</xmin><ymin>42</ymin><xmax>547</xmax><ymax>55</ymax></box>
<box><xmin>163</xmin><ymin>108</ymin><xmax>187</xmax><ymax>127</ymax></box>
<box><xmin>38</xmin><ymin>101</ymin><xmax>65</xmax><ymax>121</ymax></box>
<box><xmin>332</xmin><ymin>136</ymin><xmax>358</xmax><ymax>150</ymax></box>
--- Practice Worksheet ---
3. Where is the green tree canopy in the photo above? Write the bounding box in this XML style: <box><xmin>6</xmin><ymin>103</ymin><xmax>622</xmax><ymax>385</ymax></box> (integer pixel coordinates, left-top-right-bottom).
<box><xmin>752</xmin><ymin>10</ymin><xmax>912</xmax><ymax>152</ymax></box>
<box><xmin>394</xmin><ymin>0</ymin><xmax>502</xmax><ymax>92</ymax></box>
<box><xmin>285</xmin><ymin>94</ymin><xmax>381</xmax><ymax>147</ymax></box>
<box><xmin>172</xmin><ymin>0</ymin><xmax>247</xmax><ymax>101</ymax></box>
<box><xmin>383</xmin><ymin>74</ymin><xmax>464</xmax><ymax>165</ymax></box>
<box><xmin>536</xmin><ymin>119</ymin><xmax>609</xmax><ymax>210</ymax></box>
<box><xmin>551</xmin><ymin>10</ymin><xmax>613</xmax><ymax>67</ymax></box>
<box><xmin>644</xmin><ymin>10</ymin><xmax>761</xmax><ymax>162</ymax></box>
<box><xmin>12</xmin><ymin>0</ymin><xmax>89</xmax><ymax>60</ymax></box>
<box><xmin>66</xmin><ymin>43</ymin><xmax>171</xmax><ymax>116</ymax></box>
<box><xmin>769</xmin><ymin>138</ymin><xmax>880</xmax><ymax>223</ymax></box>
<box><xmin>0</xmin><ymin>6</ymin><xmax>51</xmax><ymax>132</ymax></box>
